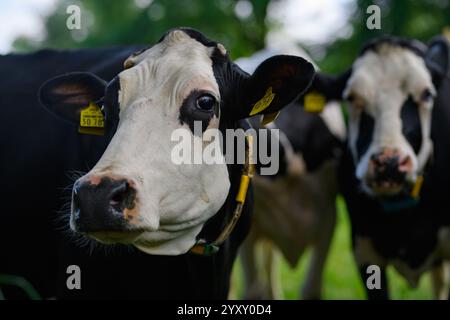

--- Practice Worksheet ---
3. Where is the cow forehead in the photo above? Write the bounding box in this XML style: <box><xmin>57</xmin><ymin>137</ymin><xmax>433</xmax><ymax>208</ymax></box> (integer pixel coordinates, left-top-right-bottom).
<box><xmin>347</xmin><ymin>45</ymin><xmax>432</xmax><ymax>103</ymax></box>
<box><xmin>118</xmin><ymin>30</ymin><xmax>220</xmax><ymax>108</ymax></box>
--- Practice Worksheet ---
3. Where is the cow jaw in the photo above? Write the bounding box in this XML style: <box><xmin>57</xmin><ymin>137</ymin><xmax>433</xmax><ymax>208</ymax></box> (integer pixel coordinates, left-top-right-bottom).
<box><xmin>345</xmin><ymin>44</ymin><xmax>435</xmax><ymax>196</ymax></box>
<box><xmin>72</xmin><ymin>30</ymin><xmax>230</xmax><ymax>255</ymax></box>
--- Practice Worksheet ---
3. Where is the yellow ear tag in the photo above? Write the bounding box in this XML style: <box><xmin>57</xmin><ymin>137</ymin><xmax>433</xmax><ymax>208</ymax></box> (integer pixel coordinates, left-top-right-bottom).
<box><xmin>78</xmin><ymin>102</ymin><xmax>105</xmax><ymax>136</ymax></box>
<box><xmin>304</xmin><ymin>92</ymin><xmax>326</xmax><ymax>113</ymax></box>
<box><xmin>249</xmin><ymin>87</ymin><xmax>275</xmax><ymax>116</ymax></box>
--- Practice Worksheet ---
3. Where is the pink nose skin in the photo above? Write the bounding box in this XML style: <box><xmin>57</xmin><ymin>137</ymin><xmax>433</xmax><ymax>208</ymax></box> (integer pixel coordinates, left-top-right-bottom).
<box><xmin>369</xmin><ymin>149</ymin><xmax>413</xmax><ymax>172</ymax></box>
<box><xmin>86</xmin><ymin>175</ymin><xmax>103</xmax><ymax>186</ymax></box>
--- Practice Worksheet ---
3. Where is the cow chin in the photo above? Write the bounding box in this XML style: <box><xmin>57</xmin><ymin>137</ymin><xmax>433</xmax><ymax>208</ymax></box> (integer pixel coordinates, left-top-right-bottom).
<box><xmin>84</xmin><ymin>220</ymin><xmax>209</xmax><ymax>255</ymax></box>
<box><xmin>133</xmin><ymin>224</ymin><xmax>205</xmax><ymax>255</ymax></box>
<box><xmin>360</xmin><ymin>166</ymin><xmax>417</xmax><ymax>197</ymax></box>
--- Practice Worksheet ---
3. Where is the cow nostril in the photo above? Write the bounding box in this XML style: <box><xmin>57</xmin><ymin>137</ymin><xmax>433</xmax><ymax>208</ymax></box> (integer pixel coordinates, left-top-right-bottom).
<box><xmin>109</xmin><ymin>181</ymin><xmax>136</xmax><ymax>211</ymax></box>
<box><xmin>110</xmin><ymin>187</ymin><xmax>126</xmax><ymax>207</ymax></box>
<box><xmin>370</xmin><ymin>153</ymin><xmax>383</xmax><ymax>166</ymax></box>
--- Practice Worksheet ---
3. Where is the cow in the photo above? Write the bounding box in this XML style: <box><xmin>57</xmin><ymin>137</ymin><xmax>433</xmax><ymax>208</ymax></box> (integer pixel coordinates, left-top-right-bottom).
<box><xmin>234</xmin><ymin>46</ymin><xmax>345</xmax><ymax>299</ymax></box>
<box><xmin>310</xmin><ymin>35</ymin><xmax>450</xmax><ymax>299</ymax></box>
<box><xmin>0</xmin><ymin>28</ymin><xmax>315</xmax><ymax>299</ymax></box>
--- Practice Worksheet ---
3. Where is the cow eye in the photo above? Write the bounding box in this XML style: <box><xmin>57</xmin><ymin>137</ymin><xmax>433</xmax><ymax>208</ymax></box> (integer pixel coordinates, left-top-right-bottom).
<box><xmin>196</xmin><ymin>94</ymin><xmax>217</xmax><ymax>111</ymax></box>
<box><xmin>421</xmin><ymin>88</ymin><xmax>434</xmax><ymax>103</ymax></box>
<box><xmin>346</xmin><ymin>93</ymin><xmax>365</xmax><ymax>109</ymax></box>
<box><xmin>346</xmin><ymin>94</ymin><xmax>355</xmax><ymax>103</ymax></box>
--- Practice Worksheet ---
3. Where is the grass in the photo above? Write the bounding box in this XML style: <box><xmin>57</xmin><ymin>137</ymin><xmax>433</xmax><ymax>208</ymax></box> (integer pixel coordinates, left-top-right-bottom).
<box><xmin>230</xmin><ymin>196</ymin><xmax>434</xmax><ymax>300</ymax></box>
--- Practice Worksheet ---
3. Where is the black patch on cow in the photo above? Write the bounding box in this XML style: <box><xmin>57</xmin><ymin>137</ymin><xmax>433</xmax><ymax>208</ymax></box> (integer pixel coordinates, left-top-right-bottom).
<box><xmin>355</xmin><ymin>96</ymin><xmax>423</xmax><ymax>160</ymax></box>
<box><xmin>356</xmin><ymin>111</ymin><xmax>374</xmax><ymax>160</ymax></box>
<box><xmin>401</xmin><ymin>96</ymin><xmax>422</xmax><ymax>153</ymax></box>
<box><xmin>179</xmin><ymin>90</ymin><xmax>220</xmax><ymax>135</ymax></box>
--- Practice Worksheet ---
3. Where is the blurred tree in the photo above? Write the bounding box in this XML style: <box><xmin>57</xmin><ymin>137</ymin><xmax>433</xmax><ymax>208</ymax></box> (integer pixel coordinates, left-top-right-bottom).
<box><xmin>318</xmin><ymin>0</ymin><xmax>450</xmax><ymax>73</ymax></box>
<box><xmin>13</xmin><ymin>0</ymin><xmax>273</xmax><ymax>59</ymax></box>
<box><xmin>12</xmin><ymin>0</ymin><xmax>450</xmax><ymax>70</ymax></box>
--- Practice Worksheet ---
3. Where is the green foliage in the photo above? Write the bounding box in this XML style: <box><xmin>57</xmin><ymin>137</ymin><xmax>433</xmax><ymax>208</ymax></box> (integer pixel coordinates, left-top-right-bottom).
<box><xmin>13</xmin><ymin>0</ymin><xmax>272</xmax><ymax>59</ymax></box>
<box><xmin>13</xmin><ymin>0</ymin><xmax>450</xmax><ymax>67</ymax></box>
<box><xmin>318</xmin><ymin>0</ymin><xmax>450</xmax><ymax>73</ymax></box>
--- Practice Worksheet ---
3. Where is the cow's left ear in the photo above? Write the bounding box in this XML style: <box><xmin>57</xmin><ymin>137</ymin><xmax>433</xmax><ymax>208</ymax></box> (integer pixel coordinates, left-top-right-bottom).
<box><xmin>233</xmin><ymin>55</ymin><xmax>315</xmax><ymax>121</ymax></box>
<box><xmin>425</xmin><ymin>36</ymin><xmax>450</xmax><ymax>88</ymax></box>
<box><xmin>39</xmin><ymin>72</ymin><xmax>107</xmax><ymax>125</ymax></box>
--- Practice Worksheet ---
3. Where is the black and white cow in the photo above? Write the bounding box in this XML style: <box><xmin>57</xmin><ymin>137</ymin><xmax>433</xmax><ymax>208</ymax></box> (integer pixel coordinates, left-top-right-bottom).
<box><xmin>234</xmin><ymin>46</ymin><xmax>345</xmax><ymax>300</ymax></box>
<box><xmin>311</xmin><ymin>36</ymin><xmax>450</xmax><ymax>299</ymax></box>
<box><xmin>0</xmin><ymin>28</ymin><xmax>315</xmax><ymax>299</ymax></box>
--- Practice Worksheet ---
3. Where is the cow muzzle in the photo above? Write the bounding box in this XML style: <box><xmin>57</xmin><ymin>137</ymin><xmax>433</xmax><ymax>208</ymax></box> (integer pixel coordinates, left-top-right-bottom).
<box><xmin>366</xmin><ymin>148</ymin><xmax>414</xmax><ymax>195</ymax></box>
<box><xmin>71</xmin><ymin>175</ymin><xmax>142</xmax><ymax>243</ymax></box>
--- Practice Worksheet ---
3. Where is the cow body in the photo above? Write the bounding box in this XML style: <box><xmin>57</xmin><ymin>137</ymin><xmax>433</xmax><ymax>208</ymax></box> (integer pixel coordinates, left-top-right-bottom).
<box><xmin>1</xmin><ymin>28</ymin><xmax>314</xmax><ymax>299</ymax></box>
<box><xmin>235</xmin><ymin>48</ymin><xmax>345</xmax><ymax>299</ymax></box>
<box><xmin>0</xmin><ymin>46</ymin><xmax>142</xmax><ymax>298</ymax></box>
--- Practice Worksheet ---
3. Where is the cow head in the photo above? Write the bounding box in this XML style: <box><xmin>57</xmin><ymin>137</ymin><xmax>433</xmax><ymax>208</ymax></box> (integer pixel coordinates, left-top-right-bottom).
<box><xmin>311</xmin><ymin>36</ymin><xmax>449</xmax><ymax>198</ymax></box>
<box><xmin>39</xmin><ymin>28</ymin><xmax>314</xmax><ymax>255</ymax></box>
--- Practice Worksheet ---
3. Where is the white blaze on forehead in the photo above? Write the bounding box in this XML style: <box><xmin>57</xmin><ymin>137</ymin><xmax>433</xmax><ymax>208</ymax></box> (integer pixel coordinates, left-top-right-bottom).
<box><xmin>85</xmin><ymin>30</ymin><xmax>230</xmax><ymax>255</ymax></box>
<box><xmin>344</xmin><ymin>44</ymin><xmax>435</xmax><ymax>182</ymax></box>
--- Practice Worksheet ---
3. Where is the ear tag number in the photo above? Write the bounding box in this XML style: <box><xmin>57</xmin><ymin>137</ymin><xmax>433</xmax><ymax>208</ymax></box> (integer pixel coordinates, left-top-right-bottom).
<box><xmin>250</xmin><ymin>87</ymin><xmax>275</xmax><ymax>116</ymax></box>
<box><xmin>304</xmin><ymin>92</ymin><xmax>326</xmax><ymax>113</ymax></box>
<box><xmin>79</xmin><ymin>102</ymin><xmax>105</xmax><ymax>136</ymax></box>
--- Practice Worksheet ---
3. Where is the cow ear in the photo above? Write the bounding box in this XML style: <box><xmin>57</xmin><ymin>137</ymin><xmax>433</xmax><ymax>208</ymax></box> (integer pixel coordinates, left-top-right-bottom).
<box><xmin>39</xmin><ymin>72</ymin><xmax>107</xmax><ymax>125</ymax></box>
<box><xmin>234</xmin><ymin>55</ymin><xmax>315</xmax><ymax>120</ymax></box>
<box><xmin>302</xmin><ymin>69</ymin><xmax>352</xmax><ymax>109</ymax></box>
<box><xmin>425</xmin><ymin>36</ymin><xmax>450</xmax><ymax>88</ymax></box>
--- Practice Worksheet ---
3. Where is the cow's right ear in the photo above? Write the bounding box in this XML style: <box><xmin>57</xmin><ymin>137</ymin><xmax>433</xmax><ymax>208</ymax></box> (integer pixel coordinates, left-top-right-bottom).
<box><xmin>425</xmin><ymin>36</ymin><xmax>449</xmax><ymax>88</ymax></box>
<box><xmin>301</xmin><ymin>69</ymin><xmax>352</xmax><ymax>112</ymax></box>
<box><xmin>39</xmin><ymin>72</ymin><xmax>107</xmax><ymax>124</ymax></box>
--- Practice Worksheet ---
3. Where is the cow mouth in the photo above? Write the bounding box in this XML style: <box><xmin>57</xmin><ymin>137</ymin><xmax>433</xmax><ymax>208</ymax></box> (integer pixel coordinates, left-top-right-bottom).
<box><xmin>366</xmin><ymin>179</ymin><xmax>405</xmax><ymax>196</ymax></box>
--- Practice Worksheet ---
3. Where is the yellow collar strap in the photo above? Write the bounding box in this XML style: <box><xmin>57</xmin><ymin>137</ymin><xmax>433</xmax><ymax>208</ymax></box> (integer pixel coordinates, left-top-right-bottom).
<box><xmin>190</xmin><ymin>135</ymin><xmax>255</xmax><ymax>256</ymax></box>
<box><xmin>410</xmin><ymin>175</ymin><xmax>424</xmax><ymax>199</ymax></box>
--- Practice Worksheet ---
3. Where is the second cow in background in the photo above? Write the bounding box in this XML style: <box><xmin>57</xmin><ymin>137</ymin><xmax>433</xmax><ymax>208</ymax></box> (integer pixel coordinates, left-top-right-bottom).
<box><xmin>312</xmin><ymin>36</ymin><xmax>450</xmax><ymax>300</ymax></box>
<box><xmin>235</xmin><ymin>46</ymin><xmax>346</xmax><ymax>299</ymax></box>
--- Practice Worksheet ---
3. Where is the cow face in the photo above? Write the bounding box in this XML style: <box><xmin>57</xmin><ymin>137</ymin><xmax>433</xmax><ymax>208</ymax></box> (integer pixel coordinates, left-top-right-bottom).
<box><xmin>310</xmin><ymin>37</ymin><xmax>449</xmax><ymax>198</ymax></box>
<box><xmin>39</xmin><ymin>28</ymin><xmax>314</xmax><ymax>255</ymax></box>
<box><xmin>344</xmin><ymin>42</ymin><xmax>435</xmax><ymax>196</ymax></box>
